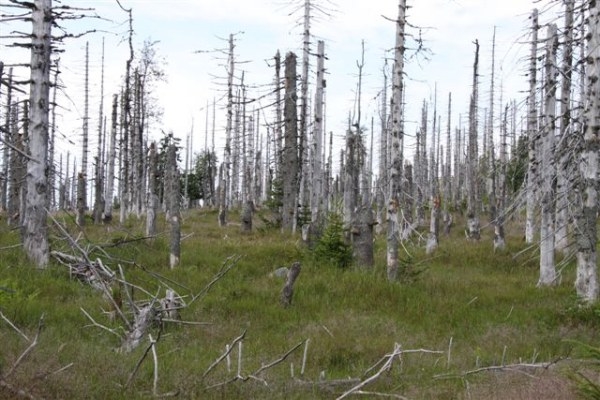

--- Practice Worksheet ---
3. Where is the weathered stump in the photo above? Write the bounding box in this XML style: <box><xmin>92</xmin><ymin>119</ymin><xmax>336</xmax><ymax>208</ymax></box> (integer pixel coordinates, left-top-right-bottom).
<box><xmin>281</xmin><ymin>262</ymin><xmax>301</xmax><ymax>307</ymax></box>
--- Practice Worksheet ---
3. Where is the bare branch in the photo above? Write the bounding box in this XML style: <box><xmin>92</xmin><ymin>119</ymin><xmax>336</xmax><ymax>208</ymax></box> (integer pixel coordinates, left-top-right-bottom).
<box><xmin>202</xmin><ymin>330</ymin><xmax>247</xmax><ymax>379</ymax></box>
<box><xmin>4</xmin><ymin>314</ymin><xmax>44</xmax><ymax>379</ymax></box>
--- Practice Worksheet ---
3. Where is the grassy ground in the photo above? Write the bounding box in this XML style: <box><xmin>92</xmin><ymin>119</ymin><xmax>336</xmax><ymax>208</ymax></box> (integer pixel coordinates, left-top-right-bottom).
<box><xmin>0</xmin><ymin>208</ymin><xmax>598</xmax><ymax>399</ymax></box>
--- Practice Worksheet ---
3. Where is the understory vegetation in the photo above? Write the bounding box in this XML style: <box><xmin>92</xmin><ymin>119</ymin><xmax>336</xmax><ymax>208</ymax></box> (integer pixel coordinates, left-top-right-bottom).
<box><xmin>0</xmin><ymin>208</ymin><xmax>598</xmax><ymax>399</ymax></box>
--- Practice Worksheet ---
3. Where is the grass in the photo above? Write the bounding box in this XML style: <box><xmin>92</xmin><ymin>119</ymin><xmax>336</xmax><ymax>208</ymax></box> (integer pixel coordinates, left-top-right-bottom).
<box><xmin>0</xmin><ymin>208</ymin><xmax>598</xmax><ymax>399</ymax></box>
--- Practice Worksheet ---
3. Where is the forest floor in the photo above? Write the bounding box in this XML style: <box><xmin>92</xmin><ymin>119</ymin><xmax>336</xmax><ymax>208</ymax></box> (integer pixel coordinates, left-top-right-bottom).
<box><xmin>0</xmin><ymin>207</ymin><xmax>598</xmax><ymax>399</ymax></box>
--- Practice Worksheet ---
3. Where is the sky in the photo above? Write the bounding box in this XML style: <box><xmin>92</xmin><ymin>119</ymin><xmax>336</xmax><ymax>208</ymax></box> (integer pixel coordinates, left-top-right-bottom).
<box><xmin>0</xmin><ymin>0</ymin><xmax>559</xmax><ymax>173</ymax></box>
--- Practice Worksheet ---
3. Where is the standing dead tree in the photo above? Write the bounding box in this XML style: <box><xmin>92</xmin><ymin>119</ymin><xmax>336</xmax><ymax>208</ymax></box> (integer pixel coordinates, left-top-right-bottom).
<box><xmin>538</xmin><ymin>24</ymin><xmax>558</xmax><ymax>287</ymax></box>
<box><xmin>575</xmin><ymin>0</ymin><xmax>600</xmax><ymax>303</ymax></box>
<box><xmin>525</xmin><ymin>8</ymin><xmax>540</xmax><ymax>244</ymax></box>
<box><xmin>282</xmin><ymin>52</ymin><xmax>299</xmax><ymax>233</ymax></box>
<box><xmin>465</xmin><ymin>40</ymin><xmax>481</xmax><ymax>241</ymax></box>
<box><xmin>166</xmin><ymin>144</ymin><xmax>180</xmax><ymax>269</ymax></box>
<box><xmin>22</xmin><ymin>0</ymin><xmax>53</xmax><ymax>267</ymax></box>
<box><xmin>386</xmin><ymin>0</ymin><xmax>407</xmax><ymax>281</ymax></box>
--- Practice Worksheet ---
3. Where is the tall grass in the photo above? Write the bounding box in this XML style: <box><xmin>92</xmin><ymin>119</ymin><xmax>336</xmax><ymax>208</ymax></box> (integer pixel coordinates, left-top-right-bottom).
<box><xmin>0</xmin><ymin>208</ymin><xmax>596</xmax><ymax>399</ymax></box>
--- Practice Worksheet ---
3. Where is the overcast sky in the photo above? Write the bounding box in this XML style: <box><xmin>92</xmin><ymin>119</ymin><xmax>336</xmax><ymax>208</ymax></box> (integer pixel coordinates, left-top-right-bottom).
<box><xmin>0</xmin><ymin>0</ymin><xmax>558</xmax><ymax>170</ymax></box>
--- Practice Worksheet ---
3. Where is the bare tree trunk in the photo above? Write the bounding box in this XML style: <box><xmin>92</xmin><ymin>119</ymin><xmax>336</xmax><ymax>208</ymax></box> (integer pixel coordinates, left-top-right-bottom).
<box><xmin>1</xmin><ymin>68</ymin><xmax>12</xmax><ymax>213</ymax></box>
<box><xmin>486</xmin><ymin>28</ymin><xmax>497</xmax><ymax>232</ymax></box>
<box><xmin>93</xmin><ymin>40</ymin><xmax>105</xmax><ymax>225</ymax></box>
<box><xmin>78</xmin><ymin>41</ymin><xmax>89</xmax><ymax>227</ymax></box>
<box><xmin>219</xmin><ymin>34</ymin><xmax>234</xmax><ymax>227</ymax></box>
<box><xmin>376</xmin><ymin>60</ymin><xmax>388</xmax><ymax>234</ymax></box>
<box><xmin>575</xmin><ymin>0</ymin><xmax>600</xmax><ymax>302</ymax></box>
<box><xmin>526</xmin><ymin>9</ymin><xmax>539</xmax><ymax>244</ymax></box>
<box><xmin>538</xmin><ymin>24</ymin><xmax>558</xmax><ymax>287</ymax></box>
<box><xmin>241</xmin><ymin>200</ymin><xmax>254</xmax><ymax>233</ymax></box>
<box><xmin>8</xmin><ymin>103</ymin><xmax>22</xmax><ymax>227</ymax></box>
<box><xmin>103</xmin><ymin>94</ymin><xmax>118</xmax><ymax>223</ymax></box>
<box><xmin>555</xmin><ymin>0</ymin><xmax>574</xmax><ymax>253</ymax></box>
<box><xmin>146</xmin><ymin>142</ymin><xmax>158</xmax><ymax>237</ymax></box>
<box><xmin>23</xmin><ymin>0</ymin><xmax>52</xmax><ymax>268</ymax></box>
<box><xmin>415</xmin><ymin>101</ymin><xmax>427</xmax><ymax>228</ymax></box>
<box><xmin>167</xmin><ymin>145</ymin><xmax>180</xmax><ymax>269</ymax></box>
<box><xmin>443</xmin><ymin>92</ymin><xmax>452</xmax><ymax>234</ymax></box>
<box><xmin>466</xmin><ymin>40</ymin><xmax>481</xmax><ymax>241</ymax></box>
<box><xmin>494</xmin><ymin>104</ymin><xmax>508</xmax><ymax>251</ymax></box>
<box><xmin>48</xmin><ymin>63</ymin><xmax>58</xmax><ymax>210</ymax></box>
<box><xmin>118</xmin><ymin>2</ymin><xmax>133</xmax><ymax>224</ymax></box>
<box><xmin>387</xmin><ymin>0</ymin><xmax>406</xmax><ymax>281</ymax></box>
<box><xmin>311</xmin><ymin>40</ymin><xmax>325</xmax><ymax>229</ymax></box>
<box><xmin>282</xmin><ymin>52</ymin><xmax>299</xmax><ymax>233</ymax></box>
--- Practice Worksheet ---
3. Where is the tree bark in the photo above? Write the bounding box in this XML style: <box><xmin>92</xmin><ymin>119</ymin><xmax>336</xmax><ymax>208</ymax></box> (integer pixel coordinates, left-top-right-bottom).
<box><xmin>23</xmin><ymin>0</ymin><xmax>52</xmax><ymax>268</ymax></box>
<box><xmin>167</xmin><ymin>145</ymin><xmax>180</xmax><ymax>269</ymax></box>
<box><xmin>575</xmin><ymin>0</ymin><xmax>600</xmax><ymax>303</ymax></box>
<box><xmin>146</xmin><ymin>142</ymin><xmax>158</xmax><ymax>237</ymax></box>
<box><xmin>386</xmin><ymin>0</ymin><xmax>406</xmax><ymax>281</ymax></box>
<box><xmin>555</xmin><ymin>0</ymin><xmax>574</xmax><ymax>253</ymax></box>
<box><xmin>282</xmin><ymin>52</ymin><xmax>299</xmax><ymax>232</ymax></box>
<box><xmin>281</xmin><ymin>261</ymin><xmax>301</xmax><ymax>307</ymax></box>
<box><xmin>525</xmin><ymin>9</ymin><xmax>539</xmax><ymax>244</ymax></box>
<box><xmin>466</xmin><ymin>40</ymin><xmax>481</xmax><ymax>241</ymax></box>
<box><xmin>103</xmin><ymin>94</ymin><xmax>118</xmax><ymax>223</ymax></box>
<box><xmin>538</xmin><ymin>24</ymin><xmax>558</xmax><ymax>287</ymax></box>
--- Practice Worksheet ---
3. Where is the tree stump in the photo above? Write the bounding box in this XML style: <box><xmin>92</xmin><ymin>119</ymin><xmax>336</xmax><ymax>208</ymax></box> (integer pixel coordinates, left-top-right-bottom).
<box><xmin>281</xmin><ymin>262</ymin><xmax>301</xmax><ymax>307</ymax></box>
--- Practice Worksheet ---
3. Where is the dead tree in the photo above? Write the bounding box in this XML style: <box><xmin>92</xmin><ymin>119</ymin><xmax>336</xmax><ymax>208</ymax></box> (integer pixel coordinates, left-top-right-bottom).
<box><xmin>466</xmin><ymin>40</ymin><xmax>481</xmax><ymax>241</ymax></box>
<box><xmin>281</xmin><ymin>262</ymin><xmax>301</xmax><ymax>307</ymax></box>
<box><xmin>23</xmin><ymin>0</ymin><xmax>52</xmax><ymax>267</ymax></box>
<box><xmin>555</xmin><ymin>0</ymin><xmax>574</xmax><ymax>253</ymax></box>
<box><xmin>387</xmin><ymin>0</ymin><xmax>407</xmax><ymax>281</ymax></box>
<box><xmin>166</xmin><ymin>145</ymin><xmax>180</xmax><ymax>269</ymax></box>
<box><xmin>525</xmin><ymin>9</ymin><xmax>539</xmax><ymax>244</ymax></box>
<box><xmin>77</xmin><ymin>41</ymin><xmax>89</xmax><ymax>227</ymax></box>
<box><xmin>103</xmin><ymin>94</ymin><xmax>118</xmax><ymax>223</ymax></box>
<box><xmin>443</xmin><ymin>92</ymin><xmax>453</xmax><ymax>235</ymax></box>
<box><xmin>117</xmin><ymin>0</ymin><xmax>134</xmax><ymax>224</ymax></box>
<box><xmin>494</xmin><ymin>104</ymin><xmax>508</xmax><ymax>251</ymax></box>
<box><xmin>93</xmin><ymin>40</ymin><xmax>105</xmax><ymax>224</ymax></box>
<box><xmin>538</xmin><ymin>24</ymin><xmax>558</xmax><ymax>287</ymax></box>
<box><xmin>575</xmin><ymin>0</ymin><xmax>600</xmax><ymax>303</ymax></box>
<box><xmin>146</xmin><ymin>142</ymin><xmax>158</xmax><ymax>237</ymax></box>
<box><xmin>219</xmin><ymin>34</ymin><xmax>235</xmax><ymax>227</ymax></box>
<box><xmin>310</xmin><ymin>40</ymin><xmax>325</xmax><ymax>230</ymax></box>
<box><xmin>281</xmin><ymin>52</ymin><xmax>299</xmax><ymax>233</ymax></box>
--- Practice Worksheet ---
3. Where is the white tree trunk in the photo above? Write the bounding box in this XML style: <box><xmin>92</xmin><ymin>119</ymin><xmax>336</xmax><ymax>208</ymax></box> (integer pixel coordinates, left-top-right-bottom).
<box><xmin>555</xmin><ymin>0</ymin><xmax>574</xmax><ymax>253</ymax></box>
<box><xmin>538</xmin><ymin>24</ymin><xmax>558</xmax><ymax>287</ymax></box>
<box><xmin>466</xmin><ymin>40</ymin><xmax>480</xmax><ymax>241</ymax></box>
<box><xmin>103</xmin><ymin>94</ymin><xmax>118</xmax><ymax>222</ymax></box>
<box><xmin>575</xmin><ymin>0</ymin><xmax>600</xmax><ymax>303</ymax></box>
<box><xmin>23</xmin><ymin>0</ymin><xmax>52</xmax><ymax>268</ymax></box>
<box><xmin>386</xmin><ymin>0</ymin><xmax>406</xmax><ymax>281</ymax></box>
<box><xmin>167</xmin><ymin>145</ymin><xmax>180</xmax><ymax>269</ymax></box>
<box><xmin>311</xmin><ymin>40</ymin><xmax>325</xmax><ymax>228</ymax></box>
<box><xmin>525</xmin><ymin>9</ymin><xmax>539</xmax><ymax>244</ymax></box>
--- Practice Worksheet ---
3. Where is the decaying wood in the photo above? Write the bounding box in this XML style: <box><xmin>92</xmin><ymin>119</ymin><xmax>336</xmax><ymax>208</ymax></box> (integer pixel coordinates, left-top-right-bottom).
<box><xmin>281</xmin><ymin>261</ymin><xmax>301</xmax><ymax>307</ymax></box>
<box><xmin>336</xmin><ymin>343</ymin><xmax>443</xmax><ymax>400</ymax></box>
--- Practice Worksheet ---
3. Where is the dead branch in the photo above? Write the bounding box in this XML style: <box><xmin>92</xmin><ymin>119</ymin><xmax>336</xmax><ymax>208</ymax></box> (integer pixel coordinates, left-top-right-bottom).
<box><xmin>80</xmin><ymin>307</ymin><xmax>121</xmax><ymax>339</ymax></box>
<box><xmin>119</xmin><ymin>291</ymin><xmax>160</xmax><ymax>353</ymax></box>
<box><xmin>190</xmin><ymin>255</ymin><xmax>241</xmax><ymax>306</ymax></box>
<box><xmin>250</xmin><ymin>340</ymin><xmax>305</xmax><ymax>377</ymax></box>
<box><xmin>434</xmin><ymin>360</ymin><xmax>561</xmax><ymax>380</ymax></box>
<box><xmin>4</xmin><ymin>314</ymin><xmax>44</xmax><ymax>379</ymax></box>
<box><xmin>0</xmin><ymin>310</ymin><xmax>29</xmax><ymax>341</ymax></box>
<box><xmin>124</xmin><ymin>328</ymin><xmax>163</xmax><ymax>390</ymax></box>
<box><xmin>202</xmin><ymin>330</ymin><xmax>247</xmax><ymax>379</ymax></box>
<box><xmin>336</xmin><ymin>343</ymin><xmax>403</xmax><ymax>400</ymax></box>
